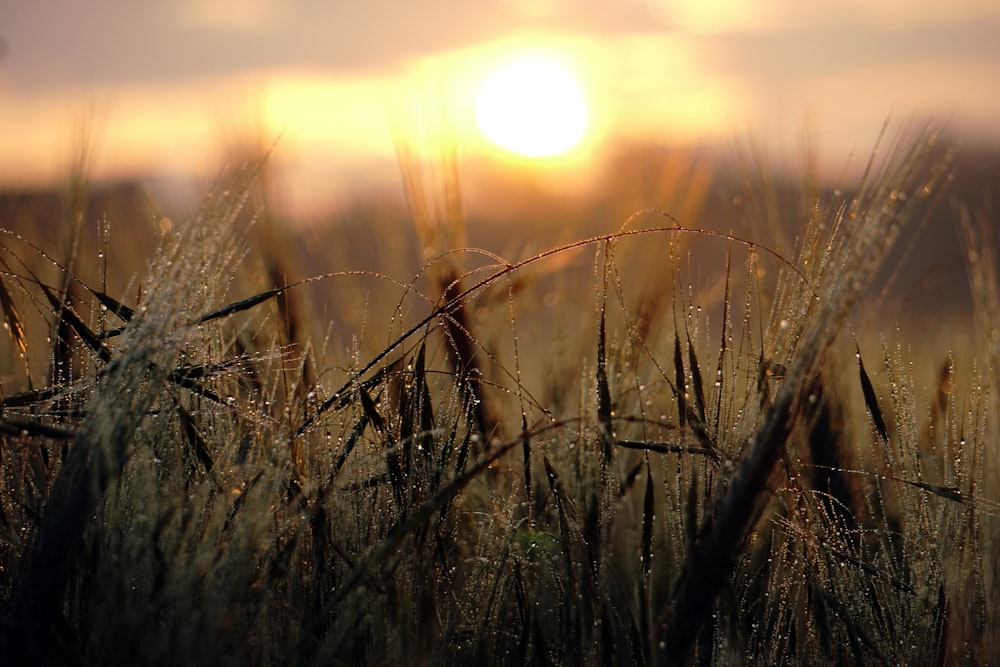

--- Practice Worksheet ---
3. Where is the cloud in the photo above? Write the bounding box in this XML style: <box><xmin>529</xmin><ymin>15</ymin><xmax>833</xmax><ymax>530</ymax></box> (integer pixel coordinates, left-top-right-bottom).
<box><xmin>695</xmin><ymin>16</ymin><xmax>1000</xmax><ymax>84</ymax></box>
<box><xmin>168</xmin><ymin>0</ymin><xmax>283</xmax><ymax>32</ymax></box>
<box><xmin>0</xmin><ymin>0</ymin><xmax>673</xmax><ymax>91</ymax></box>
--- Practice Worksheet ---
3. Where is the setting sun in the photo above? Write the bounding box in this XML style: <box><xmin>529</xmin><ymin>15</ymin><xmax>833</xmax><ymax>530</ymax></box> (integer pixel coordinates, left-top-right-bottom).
<box><xmin>475</xmin><ymin>56</ymin><xmax>588</xmax><ymax>157</ymax></box>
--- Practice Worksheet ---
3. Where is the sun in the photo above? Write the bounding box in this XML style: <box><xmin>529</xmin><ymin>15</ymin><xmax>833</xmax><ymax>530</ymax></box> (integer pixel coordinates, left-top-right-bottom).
<box><xmin>475</xmin><ymin>56</ymin><xmax>588</xmax><ymax>158</ymax></box>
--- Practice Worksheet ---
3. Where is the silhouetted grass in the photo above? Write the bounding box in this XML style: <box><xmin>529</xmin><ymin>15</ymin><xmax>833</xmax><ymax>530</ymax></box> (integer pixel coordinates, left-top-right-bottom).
<box><xmin>0</xmin><ymin>126</ymin><xmax>996</xmax><ymax>666</ymax></box>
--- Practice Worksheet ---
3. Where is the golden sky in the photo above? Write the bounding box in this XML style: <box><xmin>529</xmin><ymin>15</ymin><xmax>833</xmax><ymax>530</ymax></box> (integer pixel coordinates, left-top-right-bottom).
<box><xmin>2</xmin><ymin>0</ymin><xmax>999</xmax><ymax>216</ymax></box>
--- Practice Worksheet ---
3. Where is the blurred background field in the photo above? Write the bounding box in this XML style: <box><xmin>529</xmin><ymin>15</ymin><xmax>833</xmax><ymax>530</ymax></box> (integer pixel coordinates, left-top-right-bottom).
<box><xmin>3</xmin><ymin>0</ymin><xmax>999</xmax><ymax>347</ymax></box>
<box><xmin>3</xmin><ymin>0</ymin><xmax>1000</xmax><ymax>211</ymax></box>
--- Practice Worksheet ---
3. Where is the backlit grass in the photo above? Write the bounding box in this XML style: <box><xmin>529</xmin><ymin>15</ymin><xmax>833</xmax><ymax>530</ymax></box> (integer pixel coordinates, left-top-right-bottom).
<box><xmin>0</xmin><ymin>125</ymin><xmax>997</xmax><ymax>665</ymax></box>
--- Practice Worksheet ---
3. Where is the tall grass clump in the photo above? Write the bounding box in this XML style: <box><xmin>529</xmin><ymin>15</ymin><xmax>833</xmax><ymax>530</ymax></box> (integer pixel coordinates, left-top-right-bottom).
<box><xmin>1</xmin><ymin>167</ymin><xmax>285</xmax><ymax>663</ymax></box>
<box><xmin>0</xmin><ymin>123</ymin><xmax>996</xmax><ymax>666</ymax></box>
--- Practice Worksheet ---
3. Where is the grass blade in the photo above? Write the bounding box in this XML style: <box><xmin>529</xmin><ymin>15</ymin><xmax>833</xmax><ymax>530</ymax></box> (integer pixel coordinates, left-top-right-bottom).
<box><xmin>641</xmin><ymin>462</ymin><xmax>654</xmax><ymax>578</ymax></box>
<box><xmin>360</xmin><ymin>382</ymin><xmax>406</xmax><ymax>508</ymax></box>
<box><xmin>673</xmin><ymin>333</ymin><xmax>686</xmax><ymax>429</ymax></box>
<box><xmin>0</xmin><ymin>277</ymin><xmax>27</xmax><ymax>355</ymax></box>
<box><xmin>39</xmin><ymin>281</ymin><xmax>110</xmax><ymax>363</ymax></box>
<box><xmin>687</xmin><ymin>339</ymin><xmax>707</xmax><ymax>426</ymax></box>
<box><xmin>196</xmin><ymin>287</ymin><xmax>286</xmax><ymax>324</ymax></box>
<box><xmin>1</xmin><ymin>386</ymin><xmax>67</xmax><ymax>408</ymax></box>
<box><xmin>856</xmin><ymin>343</ymin><xmax>895</xmax><ymax>469</ymax></box>
<box><xmin>713</xmin><ymin>245</ymin><xmax>733</xmax><ymax>435</ymax></box>
<box><xmin>409</xmin><ymin>340</ymin><xmax>435</xmax><ymax>463</ymax></box>
<box><xmin>86</xmin><ymin>287</ymin><xmax>135</xmax><ymax>323</ymax></box>
<box><xmin>0</xmin><ymin>417</ymin><xmax>77</xmax><ymax>440</ymax></box>
<box><xmin>521</xmin><ymin>411</ymin><xmax>533</xmax><ymax>523</ymax></box>
<box><xmin>615</xmin><ymin>440</ymin><xmax>720</xmax><ymax>464</ymax></box>
<box><xmin>596</xmin><ymin>308</ymin><xmax>614</xmax><ymax>463</ymax></box>
<box><xmin>329</xmin><ymin>411</ymin><xmax>370</xmax><ymax>482</ymax></box>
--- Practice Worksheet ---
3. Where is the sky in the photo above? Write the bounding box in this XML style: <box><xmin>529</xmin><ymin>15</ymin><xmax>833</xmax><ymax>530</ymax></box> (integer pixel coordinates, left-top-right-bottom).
<box><xmin>2</xmin><ymin>0</ymin><xmax>999</xmax><ymax>217</ymax></box>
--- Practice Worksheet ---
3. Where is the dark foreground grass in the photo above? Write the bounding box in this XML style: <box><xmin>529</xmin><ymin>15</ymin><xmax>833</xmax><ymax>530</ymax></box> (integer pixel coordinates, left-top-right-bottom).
<box><xmin>0</xmin><ymin>127</ymin><xmax>997</xmax><ymax>665</ymax></box>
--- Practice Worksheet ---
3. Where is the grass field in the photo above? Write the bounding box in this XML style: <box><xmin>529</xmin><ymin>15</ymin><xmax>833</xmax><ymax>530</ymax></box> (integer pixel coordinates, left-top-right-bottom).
<box><xmin>0</xmin><ymin>125</ymin><xmax>997</xmax><ymax>665</ymax></box>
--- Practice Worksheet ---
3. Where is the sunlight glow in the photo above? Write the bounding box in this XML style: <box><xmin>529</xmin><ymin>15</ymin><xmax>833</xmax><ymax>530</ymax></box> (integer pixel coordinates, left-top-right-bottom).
<box><xmin>475</xmin><ymin>56</ymin><xmax>588</xmax><ymax>157</ymax></box>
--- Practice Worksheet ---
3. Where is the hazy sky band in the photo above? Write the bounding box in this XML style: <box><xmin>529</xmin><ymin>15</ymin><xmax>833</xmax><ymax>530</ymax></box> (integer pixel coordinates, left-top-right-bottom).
<box><xmin>2</xmin><ymin>0</ymin><xmax>998</xmax><ymax>215</ymax></box>
<box><xmin>3</xmin><ymin>1</ymin><xmax>999</xmax><ymax>89</ymax></box>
